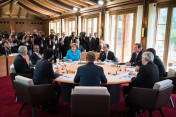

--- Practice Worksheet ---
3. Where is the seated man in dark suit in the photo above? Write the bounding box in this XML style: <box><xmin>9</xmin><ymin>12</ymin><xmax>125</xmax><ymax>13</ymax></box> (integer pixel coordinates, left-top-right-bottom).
<box><xmin>123</xmin><ymin>52</ymin><xmax>159</xmax><ymax>115</ymax></box>
<box><xmin>1</xmin><ymin>41</ymin><xmax>11</xmax><ymax>56</ymax></box>
<box><xmin>74</xmin><ymin>51</ymin><xmax>107</xmax><ymax>86</ymax></box>
<box><xmin>33</xmin><ymin>49</ymin><xmax>60</xmax><ymax>111</ymax></box>
<box><xmin>76</xmin><ymin>39</ymin><xmax>84</xmax><ymax>52</ymax></box>
<box><xmin>126</xmin><ymin>43</ymin><xmax>143</xmax><ymax>66</ymax></box>
<box><xmin>146</xmin><ymin>48</ymin><xmax>166</xmax><ymax>77</ymax></box>
<box><xmin>98</xmin><ymin>44</ymin><xmax>116</xmax><ymax>62</ymax></box>
<box><xmin>14</xmin><ymin>46</ymin><xmax>34</xmax><ymax>74</ymax></box>
<box><xmin>30</xmin><ymin>45</ymin><xmax>41</xmax><ymax>65</ymax></box>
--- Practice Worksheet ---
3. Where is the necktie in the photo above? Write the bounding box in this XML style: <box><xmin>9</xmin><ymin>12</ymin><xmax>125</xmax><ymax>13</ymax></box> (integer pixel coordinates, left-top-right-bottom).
<box><xmin>135</xmin><ymin>54</ymin><xmax>137</xmax><ymax>62</ymax></box>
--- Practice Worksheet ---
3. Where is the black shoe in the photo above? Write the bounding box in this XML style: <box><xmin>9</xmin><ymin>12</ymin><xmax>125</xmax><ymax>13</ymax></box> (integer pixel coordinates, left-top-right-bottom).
<box><xmin>45</xmin><ymin>108</ymin><xmax>59</xmax><ymax>114</ymax></box>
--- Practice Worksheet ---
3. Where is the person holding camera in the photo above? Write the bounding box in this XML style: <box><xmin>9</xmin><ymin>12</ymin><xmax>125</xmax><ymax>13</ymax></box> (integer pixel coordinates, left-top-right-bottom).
<box><xmin>69</xmin><ymin>32</ymin><xmax>77</xmax><ymax>47</ymax></box>
<box><xmin>9</xmin><ymin>30</ymin><xmax>19</xmax><ymax>53</ymax></box>
<box><xmin>79</xmin><ymin>32</ymin><xmax>87</xmax><ymax>51</ymax></box>
<box><xmin>24</xmin><ymin>32</ymin><xmax>33</xmax><ymax>56</ymax></box>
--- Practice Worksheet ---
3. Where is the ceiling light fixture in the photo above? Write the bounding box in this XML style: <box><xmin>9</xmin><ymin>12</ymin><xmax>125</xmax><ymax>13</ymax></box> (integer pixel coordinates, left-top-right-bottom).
<box><xmin>73</xmin><ymin>7</ymin><xmax>78</xmax><ymax>12</ymax></box>
<box><xmin>98</xmin><ymin>0</ymin><xmax>104</xmax><ymax>6</ymax></box>
<box><xmin>14</xmin><ymin>0</ymin><xmax>18</xmax><ymax>4</ymax></box>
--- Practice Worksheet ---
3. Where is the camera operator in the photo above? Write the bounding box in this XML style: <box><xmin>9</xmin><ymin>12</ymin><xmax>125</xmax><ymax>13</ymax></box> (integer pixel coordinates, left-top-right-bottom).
<box><xmin>79</xmin><ymin>32</ymin><xmax>87</xmax><ymax>51</ymax></box>
<box><xmin>17</xmin><ymin>32</ymin><xmax>25</xmax><ymax>46</ymax></box>
<box><xmin>32</xmin><ymin>29</ymin><xmax>41</xmax><ymax>49</ymax></box>
<box><xmin>8</xmin><ymin>30</ymin><xmax>19</xmax><ymax>53</ymax></box>
<box><xmin>39</xmin><ymin>31</ymin><xmax>45</xmax><ymax>54</ymax></box>
<box><xmin>24</xmin><ymin>32</ymin><xmax>33</xmax><ymax>56</ymax></box>
<box><xmin>69</xmin><ymin>32</ymin><xmax>77</xmax><ymax>47</ymax></box>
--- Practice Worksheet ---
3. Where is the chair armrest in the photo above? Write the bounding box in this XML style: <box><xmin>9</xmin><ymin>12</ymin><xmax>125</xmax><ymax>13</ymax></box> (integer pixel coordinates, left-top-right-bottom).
<box><xmin>160</xmin><ymin>77</ymin><xmax>176</xmax><ymax>94</ymax></box>
<box><xmin>126</xmin><ymin>87</ymin><xmax>158</xmax><ymax>109</ymax></box>
<box><xmin>29</xmin><ymin>84</ymin><xmax>57</xmax><ymax>105</ymax></box>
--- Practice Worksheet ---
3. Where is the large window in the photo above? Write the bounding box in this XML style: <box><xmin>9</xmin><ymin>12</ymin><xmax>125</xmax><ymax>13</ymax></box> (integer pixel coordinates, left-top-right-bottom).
<box><xmin>155</xmin><ymin>8</ymin><xmax>168</xmax><ymax>61</ymax></box>
<box><xmin>150</xmin><ymin>4</ymin><xmax>176</xmax><ymax>70</ymax></box>
<box><xmin>69</xmin><ymin>20</ymin><xmax>76</xmax><ymax>35</ymax></box>
<box><xmin>168</xmin><ymin>7</ymin><xmax>176</xmax><ymax>69</ymax></box>
<box><xmin>49</xmin><ymin>20</ymin><xmax>61</xmax><ymax>34</ymax></box>
<box><xmin>82</xmin><ymin>16</ymin><xmax>98</xmax><ymax>36</ymax></box>
<box><xmin>109</xmin><ymin>10</ymin><xmax>136</xmax><ymax>62</ymax></box>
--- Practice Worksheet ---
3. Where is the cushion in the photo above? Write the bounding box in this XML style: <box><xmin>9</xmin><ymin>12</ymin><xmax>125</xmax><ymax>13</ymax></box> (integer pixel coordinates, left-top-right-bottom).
<box><xmin>153</xmin><ymin>79</ymin><xmax>173</xmax><ymax>90</ymax></box>
<box><xmin>15</xmin><ymin>75</ymin><xmax>34</xmax><ymax>86</ymax></box>
<box><xmin>10</xmin><ymin>64</ymin><xmax>16</xmax><ymax>73</ymax></box>
<box><xmin>167</xmin><ymin>68</ymin><xmax>176</xmax><ymax>77</ymax></box>
<box><xmin>74</xmin><ymin>86</ymin><xmax>108</xmax><ymax>95</ymax></box>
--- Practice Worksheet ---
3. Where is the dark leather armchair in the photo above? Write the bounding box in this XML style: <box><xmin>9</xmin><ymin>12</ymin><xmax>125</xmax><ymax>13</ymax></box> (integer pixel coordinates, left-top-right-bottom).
<box><xmin>125</xmin><ymin>82</ymin><xmax>173</xmax><ymax>117</ymax></box>
<box><xmin>14</xmin><ymin>80</ymin><xmax>57</xmax><ymax>117</ymax></box>
<box><xmin>71</xmin><ymin>86</ymin><xmax>110</xmax><ymax>117</ymax></box>
<box><xmin>160</xmin><ymin>72</ymin><xmax>176</xmax><ymax>108</ymax></box>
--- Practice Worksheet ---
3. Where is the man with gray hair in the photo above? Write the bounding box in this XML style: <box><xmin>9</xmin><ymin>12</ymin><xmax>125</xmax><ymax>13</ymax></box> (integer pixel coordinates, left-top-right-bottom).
<box><xmin>123</xmin><ymin>52</ymin><xmax>159</xmax><ymax>115</ymax></box>
<box><xmin>14</xmin><ymin>46</ymin><xmax>34</xmax><ymax>74</ymax></box>
<box><xmin>74</xmin><ymin>51</ymin><xmax>107</xmax><ymax>86</ymax></box>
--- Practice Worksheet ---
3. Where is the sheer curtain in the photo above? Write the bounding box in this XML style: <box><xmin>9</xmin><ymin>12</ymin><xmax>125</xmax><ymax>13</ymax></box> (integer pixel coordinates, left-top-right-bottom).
<box><xmin>147</xmin><ymin>3</ymin><xmax>157</xmax><ymax>48</ymax></box>
<box><xmin>78</xmin><ymin>16</ymin><xmax>81</xmax><ymax>36</ymax></box>
<box><xmin>135</xmin><ymin>5</ymin><xmax>143</xmax><ymax>43</ymax></box>
<box><xmin>104</xmin><ymin>11</ymin><xmax>110</xmax><ymax>44</ymax></box>
<box><xmin>62</xmin><ymin>19</ymin><xmax>65</xmax><ymax>33</ymax></box>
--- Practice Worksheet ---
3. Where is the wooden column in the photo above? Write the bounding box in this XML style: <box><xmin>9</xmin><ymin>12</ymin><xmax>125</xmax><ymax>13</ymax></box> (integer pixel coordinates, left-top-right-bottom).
<box><xmin>100</xmin><ymin>9</ymin><xmax>105</xmax><ymax>40</ymax></box>
<box><xmin>141</xmin><ymin>0</ymin><xmax>150</xmax><ymax>51</ymax></box>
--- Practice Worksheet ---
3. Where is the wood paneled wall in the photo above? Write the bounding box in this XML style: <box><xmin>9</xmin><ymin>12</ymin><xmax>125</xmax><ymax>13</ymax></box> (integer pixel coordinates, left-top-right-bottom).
<box><xmin>0</xmin><ymin>18</ymin><xmax>44</xmax><ymax>34</ymax></box>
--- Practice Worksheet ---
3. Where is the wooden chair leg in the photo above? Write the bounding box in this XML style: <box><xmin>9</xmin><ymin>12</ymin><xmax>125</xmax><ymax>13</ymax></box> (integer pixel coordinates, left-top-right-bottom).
<box><xmin>159</xmin><ymin>108</ymin><xmax>165</xmax><ymax>117</ymax></box>
<box><xmin>170</xmin><ymin>96</ymin><xmax>174</xmax><ymax>108</ymax></box>
<box><xmin>149</xmin><ymin>110</ymin><xmax>152</xmax><ymax>117</ymax></box>
<box><xmin>19</xmin><ymin>103</ymin><xmax>26</xmax><ymax>115</ymax></box>
<box><xmin>32</xmin><ymin>106</ymin><xmax>35</xmax><ymax>117</ymax></box>
<box><xmin>15</xmin><ymin>97</ymin><xmax>18</xmax><ymax>102</ymax></box>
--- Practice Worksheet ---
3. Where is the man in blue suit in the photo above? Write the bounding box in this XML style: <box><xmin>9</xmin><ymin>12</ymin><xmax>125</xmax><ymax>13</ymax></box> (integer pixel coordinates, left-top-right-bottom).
<box><xmin>14</xmin><ymin>46</ymin><xmax>34</xmax><ymax>74</ymax></box>
<box><xmin>74</xmin><ymin>51</ymin><xmax>107</xmax><ymax>86</ymax></box>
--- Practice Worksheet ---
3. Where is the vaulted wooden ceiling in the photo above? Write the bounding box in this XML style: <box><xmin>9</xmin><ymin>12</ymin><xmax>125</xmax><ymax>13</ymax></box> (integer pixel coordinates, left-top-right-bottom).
<box><xmin>0</xmin><ymin>0</ymin><xmax>142</xmax><ymax>19</ymax></box>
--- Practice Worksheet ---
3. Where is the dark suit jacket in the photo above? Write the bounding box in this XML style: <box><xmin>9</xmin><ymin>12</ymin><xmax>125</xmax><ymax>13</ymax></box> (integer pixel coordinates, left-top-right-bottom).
<box><xmin>96</xmin><ymin>45</ymin><xmax>103</xmax><ymax>52</ymax></box>
<box><xmin>131</xmin><ymin>62</ymin><xmax>159</xmax><ymax>88</ymax></box>
<box><xmin>59</xmin><ymin>36</ymin><xmax>70</xmax><ymax>57</ymax></box>
<box><xmin>14</xmin><ymin>54</ymin><xmax>34</xmax><ymax>74</ymax></box>
<box><xmin>33</xmin><ymin>58</ymin><xmax>56</xmax><ymax>84</ymax></box>
<box><xmin>154</xmin><ymin>56</ymin><xmax>166</xmax><ymax>77</ymax></box>
<box><xmin>30</xmin><ymin>53</ymin><xmax>41</xmax><ymax>65</ymax></box>
<box><xmin>95</xmin><ymin>37</ymin><xmax>99</xmax><ymax>50</ymax></box>
<box><xmin>74</xmin><ymin>62</ymin><xmax>107</xmax><ymax>86</ymax></box>
<box><xmin>78</xmin><ymin>44</ymin><xmax>84</xmax><ymax>52</ymax></box>
<box><xmin>85</xmin><ymin>37</ymin><xmax>96</xmax><ymax>51</ymax></box>
<box><xmin>98</xmin><ymin>51</ymin><xmax>117</xmax><ymax>62</ymax></box>
<box><xmin>1</xmin><ymin>47</ymin><xmax>11</xmax><ymax>56</ymax></box>
<box><xmin>129</xmin><ymin>51</ymin><xmax>143</xmax><ymax>66</ymax></box>
<box><xmin>79</xmin><ymin>37</ymin><xmax>86</xmax><ymax>49</ymax></box>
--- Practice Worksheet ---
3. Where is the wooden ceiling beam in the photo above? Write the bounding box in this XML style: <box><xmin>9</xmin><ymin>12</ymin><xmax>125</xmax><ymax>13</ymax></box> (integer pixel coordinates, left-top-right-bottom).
<box><xmin>37</xmin><ymin>0</ymin><xmax>68</xmax><ymax>12</ymax></box>
<box><xmin>26</xmin><ymin>0</ymin><xmax>61</xmax><ymax>15</ymax></box>
<box><xmin>9</xmin><ymin>1</ymin><xmax>13</xmax><ymax>16</ymax></box>
<box><xmin>17</xmin><ymin>1</ymin><xmax>50</xmax><ymax>18</ymax></box>
<box><xmin>17</xmin><ymin>7</ymin><xmax>21</xmax><ymax>18</ymax></box>
<box><xmin>0</xmin><ymin>0</ymin><xmax>11</xmax><ymax>8</ymax></box>
<box><xmin>70</xmin><ymin>0</ymin><xmax>90</xmax><ymax>7</ymax></box>
<box><xmin>0</xmin><ymin>8</ymin><xmax>2</xmax><ymax>17</ymax></box>
<box><xmin>58</xmin><ymin>0</ymin><xmax>83</xmax><ymax>8</ymax></box>
<box><xmin>0</xmin><ymin>0</ymin><xmax>9</xmax><ymax>4</ymax></box>
<box><xmin>49</xmin><ymin>0</ymin><xmax>74</xmax><ymax>10</ymax></box>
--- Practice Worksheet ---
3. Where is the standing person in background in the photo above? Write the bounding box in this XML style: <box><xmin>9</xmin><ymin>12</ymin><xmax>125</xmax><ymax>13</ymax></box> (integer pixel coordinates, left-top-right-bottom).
<box><xmin>69</xmin><ymin>32</ymin><xmax>77</xmax><ymax>47</ymax></box>
<box><xmin>24</xmin><ymin>32</ymin><xmax>33</xmax><ymax>56</ymax></box>
<box><xmin>85</xmin><ymin>33</ymin><xmax>96</xmax><ymax>52</ymax></box>
<box><xmin>76</xmin><ymin>39</ymin><xmax>84</xmax><ymax>52</ymax></box>
<box><xmin>59</xmin><ymin>32</ymin><xmax>70</xmax><ymax>58</ymax></box>
<box><xmin>79</xmin><ymin>32</ymin><xmax>87</xmax><ymax>51</ymax></box>
<box><xmin>56</xmin><ymin>33</ymin><xmax>61</xmax><ymax>59</ymax></box>
<box><xmin>94</xmin><ymin>32</ymin><xmax>99</xmax><ymax>51</ymax></box>
<box><xmin>9</xmin><ymin>30</ymin><xmax>19</xmax><ymax>53</ymax></box>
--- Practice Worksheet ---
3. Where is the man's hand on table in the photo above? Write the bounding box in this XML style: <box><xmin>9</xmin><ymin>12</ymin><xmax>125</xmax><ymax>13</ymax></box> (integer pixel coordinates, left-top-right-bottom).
<box><xmin>125</xmin><ymin>62</ymin><xmax>131</xmax><ymax>66</ymax></box>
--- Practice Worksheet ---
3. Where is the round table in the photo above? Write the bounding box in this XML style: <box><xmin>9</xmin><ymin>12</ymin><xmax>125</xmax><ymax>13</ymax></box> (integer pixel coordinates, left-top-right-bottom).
<box><xmin>53</xmin><ymin>62</ymin><xmax>135</xmax><ymax>104</ymax></box>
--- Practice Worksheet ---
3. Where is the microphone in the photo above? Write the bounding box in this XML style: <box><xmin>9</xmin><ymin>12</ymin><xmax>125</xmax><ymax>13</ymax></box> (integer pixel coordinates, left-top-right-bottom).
<box><xmin>58</xmin><ymin>63</ymin><xmax>68</xmax><ymax>74</ymax></box>
<box><xmin>100</xmin><ymin>52</ymin><xmax>105</xmax><ymax>61</ymax></box>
